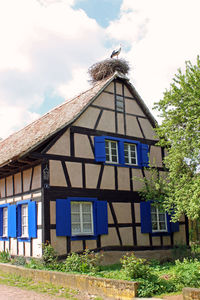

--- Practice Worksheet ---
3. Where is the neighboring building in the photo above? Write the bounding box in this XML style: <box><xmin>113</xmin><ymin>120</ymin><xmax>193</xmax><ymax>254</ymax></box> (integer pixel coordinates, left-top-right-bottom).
<box><xmin>0</xmin><ymin>72</ymin><xmax>189</xmax><ymax>260</ymax></box>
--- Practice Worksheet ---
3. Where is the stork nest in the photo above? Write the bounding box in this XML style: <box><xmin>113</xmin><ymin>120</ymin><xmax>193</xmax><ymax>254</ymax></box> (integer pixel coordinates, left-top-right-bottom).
<box><xmin>88</xmin><ymin>59</ymin><xmax>130</xmax><ymax>83</ymax></box>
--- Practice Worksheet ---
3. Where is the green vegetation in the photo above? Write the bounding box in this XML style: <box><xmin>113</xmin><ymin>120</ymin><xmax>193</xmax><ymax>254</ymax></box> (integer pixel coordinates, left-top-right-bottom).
<box><xmin>1</xmin><ymin>244</ymin><xmax>200</xmax><ymax>297</ymax></box>
<box><xmin>0</xmin><ymin>270</ymin><xmax>78</xmax><ymax>299</ymax></box>
<box><xmin>154</xmin><ymin>56</ymin><xmax>200</xmax><ymax>221</ymax></box>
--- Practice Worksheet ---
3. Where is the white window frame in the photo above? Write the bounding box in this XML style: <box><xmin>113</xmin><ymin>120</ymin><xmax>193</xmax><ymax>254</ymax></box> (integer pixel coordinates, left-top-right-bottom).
<box><xmin>151</xmin><ymin>206</ymin><xmax>167</xmax><ymax>232</ymax></box>
<box><xmin>21</xmin><ymin>204</ymin><xmax>28</xmax><ymax>238</ymax></box>
<box><xmin>71</xmin><ymin>202</ymin><xmax>94</xmax><ymax>236</ymax></box>
<box><xmin>2</xmin><ymin>207</ymin><xmax>8</xmax><ymax>237</ymax></box>
<box><xmin>105</xmin><ymin>140</ymin><xmax>119</xmax><ymax>163</ymax></box>
<box><xmin>124</xmin><ymin>143</ymin><xmax>138</xmax><ymax>165</ymax></box>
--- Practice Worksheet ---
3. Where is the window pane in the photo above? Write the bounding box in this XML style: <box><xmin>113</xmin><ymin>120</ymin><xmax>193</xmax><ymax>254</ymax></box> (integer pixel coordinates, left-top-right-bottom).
<box><xmin>82</xmin><ymin>203</ymin><xmax>91</xmax><ymax>212</ymax></box>
<box><xmin>159</xmin><ymin>214</ymin><xmax>165</xmax><ymax>221</ymax></box>
<box><xmin>159</xmin><ymin>222</ymin><xmax>166</xmax><ymax>230</ymax></box>
<box><xmin>83</xmin><ymin>214</ymin><xmax>91</xmax><ymax>222</ymax></box>
<box><xmin>71</xmin><ymin>203</ymin><xmax>80</xmax><ymax>213</ymax></box>
<box><xmin>72</xmin><ymin>224</ymin><xmax>81</xmax><ymax>233</ymax></box>
<box><xmin>111</xmin><ymin>149</ymin><xmax>117</xmax><ymax>155</ymax></box>
<box><xmin>131</xmin><ymin>158</ymin><xmax>137</xmax><ymax>164</ymax></box>
<box><xmin>83</xmin><ymin>223</ymin><xmax>92</xmax><ymax>233</ymax></box>
<box><xmin>151</xmin><ymin>214</ymin><xmax>157</xmax><ymax>222</ymax></box>
<box><xmin>152</xmin><ymin>222</ymin><xmax>158</xmax><ymax>230</ymax></box>
<box><xmin>71</xmin><ymin>214</ymin><xmax>80</xmax><ymax>222</ymax></box>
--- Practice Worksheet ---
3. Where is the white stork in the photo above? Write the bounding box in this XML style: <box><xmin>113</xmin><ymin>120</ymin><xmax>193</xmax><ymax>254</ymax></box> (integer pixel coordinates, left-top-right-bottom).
<box><xmin>110</xmin><ymin>45</ymin><xmax>121</xmax><ymax>59</ymax></box>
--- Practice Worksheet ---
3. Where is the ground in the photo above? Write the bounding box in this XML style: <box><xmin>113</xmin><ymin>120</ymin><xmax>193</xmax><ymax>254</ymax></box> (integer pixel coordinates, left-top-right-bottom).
<box><xmin>0</xmin><ymin>284</ymin><xmax>183</xmax><ymax>300</ymax></box>
<box><xmin>0</xmin><ymin>283</ymin><xmax>113</xmax><ymax>300</ymax></box>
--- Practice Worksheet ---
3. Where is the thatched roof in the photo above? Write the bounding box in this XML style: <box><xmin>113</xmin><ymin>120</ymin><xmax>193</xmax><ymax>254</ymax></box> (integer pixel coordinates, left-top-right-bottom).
<box><xmin>0</xmin><ymin>72</ymin><xmax>156</xmax><ymax>168</ymax></box>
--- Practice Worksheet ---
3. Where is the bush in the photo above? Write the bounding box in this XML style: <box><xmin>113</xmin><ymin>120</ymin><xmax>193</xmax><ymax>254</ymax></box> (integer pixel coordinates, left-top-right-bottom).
<box><xmin>137</xmin><ymin>275</ymin><xmax>176</xmax><ymax>297</ymax></box>
<box><xmin>64</xmin><ymin>250</ymin><xmax>103</xmax><ymax>274</ymax></box>
<box><xmin>42</xmin><ymin>242</ymin><xmax>58</xmax><ymax>268</ymax></box>
<box><xmin>173</xmin><ymin>258</ymin><xmax>200</xmax><ymax>288</ymax></box>
<box><xmin>26</xmin><ymin>258</ymin><xmax>44</xmax><ymax>270</ymax></box>
<box><xmin>120</xmin><ymin>252</ymin><xmax>151</xmax><ymax>279</ymax></box>
<box><xmin>0</xmin><ymin>250</ymin><xmax>11</xmax><ymax>263</ymax></box>
<box><xmin>11</xmin><ymin>256</ymin><xmax>26</xmax><ymax>266</ymax></box>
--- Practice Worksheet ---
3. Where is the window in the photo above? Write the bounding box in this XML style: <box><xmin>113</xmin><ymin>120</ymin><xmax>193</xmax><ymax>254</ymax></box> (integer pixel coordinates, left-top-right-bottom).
<box><xmin>94</xmin><ymin>136</ymin><xmax>149</xmax><ymax>167</ymax></box>
<box><xmin>71</xmin><ymin>202</ymin><xmax>93</xmax><ymax>236</ymax></box>
<box><xmin>21</xmin><ymin>204</ymin><xmax>28</xmax><ymax>237</ymax></box>
<box><xmin>151</xmin><ymin>206</ymin><xmax>167</xmax><ymax>232</ymax></box>
<box><xmin>105</xmin><ymin>140</ymin><xmax>118</xmax><ymax>163</ymax></box>
<box><xmin>116</xmin><ymin>95</ymin><xmax>124</xmax><ymax>112</ymax></box>
<box><xmin>0</xmin><ymin>201</ymin><xmax>36</xmax><ymax>241</ymax></box>
<box><xmin>56</xmin><ymin>197</ymin><xmax>108</xmax><ymax>240</ymax></box>
<box><xmin>124</xmin><ymin>143</ymin><xmax>137</xmax><ymax>165</ymax></box>
<box><xmin>2</xmin><ymin>207</ymin><xmax>8</xmax><ymax>237</ymax></box>
<box><xmin>140</xmin><ymin>201</ymin><xmax>179</xmax><ymax>235</ymax></box>
<box><xmin>15</xmin><ymin>200</ymin><xmax>37</xmax><ymax>241</ymax></box>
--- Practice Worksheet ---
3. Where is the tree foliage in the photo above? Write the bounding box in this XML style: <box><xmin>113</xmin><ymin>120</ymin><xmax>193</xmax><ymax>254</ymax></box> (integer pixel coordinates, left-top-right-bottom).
<box><xmin>154</xmin><ymin>56</ymin><xmax>200</xmax><ymax>220</ymax></box>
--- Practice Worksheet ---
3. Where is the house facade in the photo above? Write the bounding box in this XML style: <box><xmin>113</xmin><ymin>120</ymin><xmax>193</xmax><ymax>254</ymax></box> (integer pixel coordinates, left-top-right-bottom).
<box><xmin>0</xmin><ymin>73</ymin><xmax>189</xmax><ymax>260</ymax></box>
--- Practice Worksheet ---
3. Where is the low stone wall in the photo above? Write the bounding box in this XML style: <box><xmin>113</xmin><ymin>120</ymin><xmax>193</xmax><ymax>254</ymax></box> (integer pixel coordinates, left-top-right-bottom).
<box><xmin>0</xmin><ymin>263</ymin><xmax>138</xmax><ymax>300</ymax></box>
<box><xmin>183</xmin><ymin>287</ymin><xmax>200</xmax><ymax>300</ymax></box>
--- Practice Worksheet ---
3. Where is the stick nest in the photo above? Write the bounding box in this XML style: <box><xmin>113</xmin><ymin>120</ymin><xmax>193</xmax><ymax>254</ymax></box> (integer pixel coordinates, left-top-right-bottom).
<box><xmin>88</xmin><ymin>59</ymin><xmax>130</xmax><ymax>83</ymax></box>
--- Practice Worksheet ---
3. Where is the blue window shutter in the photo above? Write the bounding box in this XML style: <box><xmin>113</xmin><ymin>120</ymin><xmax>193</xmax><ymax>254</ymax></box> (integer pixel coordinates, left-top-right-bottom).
<box><xmin>56</xmin><ymin>199</ymin><xmax>71</xmax><ymax>236</ymax></box>
<box><xmin>0</xmin><ymin>208</ymin><xmax>3</xmax><ymax>236</ymax></box>
<box><xmin>28</xmin><ymin>201</ymin><xmax>37</xmax><ymax>238</ymax></box>
<box><xmin>17</xmin><ymin>205</ymin><xmax>21</xmax><ymax>237</ymax></box>
<box><xmin>140</xmin><ymin>143</ymin><xmax>149</xmax><ymax>167</ymax></box>
<box><xmin>166</xmin><ymin>213</ymin><xmax>171</xmax><ymax>233</ymax></box>
<box><xmin>95</xmin><ymin>201</ymin><xmax>108</xmax><ymax>235</ymax></box>
<box><xmin>94</xmin><ymin>136</ymin><xmax>106</xmax><ymax>162</ymax></box>
<box><xmin>170</xmin><ymin>221</ymin><xmax>179</xmax><ymax>232</ymax></box>
<box><xmin>118</xmin><ymin>141</ymin><xmax>125</xmax><ymax>164</ymax></box>
<box><xmin>140</xmin><ymin>201</ymin><xmax>152</xmax><ymax>233</ymax></box>
<box><xmin>8</xmin><ymin>205</ymin><xmax>17</xmax><ymax>238</ymax></box>
<box><xmin>167</xmin><ymin>213</ymin><xmax>179</xmax><ymax>233</ymax></box>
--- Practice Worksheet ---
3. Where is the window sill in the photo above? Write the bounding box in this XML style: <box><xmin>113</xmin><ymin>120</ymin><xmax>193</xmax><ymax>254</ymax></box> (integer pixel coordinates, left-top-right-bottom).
<box><xmin>151</xmin><ymin>232</ymin><xmax>170</xmax><ymax>236</ymax></box>
<box><xmin>71</xmin><ymin>235</ymin><xmax>97</xmax><ymax>241</ymax></box>
<box><xmin>104</xmin><ymin>162</ymin><xmax>141</xmax><ymax>169</ymax></box>
<box><xmin>18</xmin><ymin>237</ymin><xmax>31</xmax><ymax>242</ymax></box>
<box><xmin>0</xmin><ymin>236</ymin><xmax>9</xmax><ymax>241</ymax></box>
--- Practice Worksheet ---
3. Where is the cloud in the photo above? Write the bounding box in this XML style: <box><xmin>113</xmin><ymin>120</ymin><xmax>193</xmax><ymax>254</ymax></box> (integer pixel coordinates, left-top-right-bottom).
<box><xmin>0</xmin><ymin>0</ymin><xmax>105</xmax><ymax>138</ymax></box>
<box><xmin>106</xmin><ymin>0</ymin><xmax>200</xmax><ymax>118</ymax></box>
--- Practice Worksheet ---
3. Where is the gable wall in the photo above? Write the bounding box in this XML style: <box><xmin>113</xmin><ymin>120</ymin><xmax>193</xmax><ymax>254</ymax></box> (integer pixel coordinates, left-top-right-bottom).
<box><xmin>46</xmin><ymin>79</ymin><xmax>188</xmax><ymax>257</ymax></box>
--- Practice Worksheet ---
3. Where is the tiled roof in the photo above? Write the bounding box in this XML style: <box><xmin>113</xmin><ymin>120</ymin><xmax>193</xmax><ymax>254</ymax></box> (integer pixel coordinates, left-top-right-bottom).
<box><xmin>0</xmin><ymin>72</ymin><xmax>156</xmax><ymax>168</ymax></box>
<box><xmin>0</xmin><ymin>76</ymin><xmax>113</xmax><ymax>167</ymax></box>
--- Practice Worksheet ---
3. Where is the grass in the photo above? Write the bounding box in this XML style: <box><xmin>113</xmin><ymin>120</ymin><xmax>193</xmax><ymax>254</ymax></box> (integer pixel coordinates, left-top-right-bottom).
<box><xmin>0</xmin><ymin>270</ymin><xmax>78</xmax><ymax>299</ymax></box>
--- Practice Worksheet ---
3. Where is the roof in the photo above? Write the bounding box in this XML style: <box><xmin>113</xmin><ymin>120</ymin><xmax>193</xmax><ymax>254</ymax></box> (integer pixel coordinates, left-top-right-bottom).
<box><xmin>0</xmin><ymin>73</ymin><xmax>156</xmax><ymax>168</ymax></box>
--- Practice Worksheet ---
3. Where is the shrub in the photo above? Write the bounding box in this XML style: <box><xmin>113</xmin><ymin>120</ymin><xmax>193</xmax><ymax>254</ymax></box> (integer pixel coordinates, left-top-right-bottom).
<box><xmin>42</xmin><ymin>242</ymin><xmax>58</xmax><ymax>268</ymax></box>
<box><xmin>11</xmin><ymin>256</ymin><xmax>26</xmax><ymax>266</ymax></box>
<box><xmin>0</xmin><ymin>250</ymin><xmax>11</xmax><ymax>263</ymax></box>
<box><xmin>120</xmin><ymin>252</ymin><xmax>150</xmax><ymax>279</ymax></box>
<box><xmin>26</xmin><ymin>258</ymin><xmax>44</xmax><ymax>270</ymax></box>
<box><xmin>137</xmin><ymin>275</ymin><xmax>176</xmax><ymax>297</ymax></box>
<box><xmin>173</xmin><ymin>258</ymin><xmax>200</xmax><ymax>288</ymax></box>
<box><xmin>65</xmin><ymin>250</ymin><xmax>103</xmax><ymax>274</ymax></box>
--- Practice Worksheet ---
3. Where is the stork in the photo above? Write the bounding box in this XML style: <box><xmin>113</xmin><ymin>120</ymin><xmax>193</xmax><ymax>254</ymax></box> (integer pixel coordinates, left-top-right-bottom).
<box><xmin>110</xmin><ymin>44</ymin><xmax>121</xmax><ymax>59</ymax></box>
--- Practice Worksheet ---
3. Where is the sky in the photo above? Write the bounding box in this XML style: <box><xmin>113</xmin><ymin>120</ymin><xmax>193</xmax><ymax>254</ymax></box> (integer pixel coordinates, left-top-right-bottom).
<box><xmin>0</xmin><ymin>0</ymin><xmax>199</xmax><ymax>139</ymax></box>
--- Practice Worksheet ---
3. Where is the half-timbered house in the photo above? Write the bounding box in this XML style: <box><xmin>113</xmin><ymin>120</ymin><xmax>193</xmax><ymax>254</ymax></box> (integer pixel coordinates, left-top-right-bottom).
<box><xmin>0</xmin><ymin>72</ymin><xmax>189</xmax><ymax>261</ymax></box>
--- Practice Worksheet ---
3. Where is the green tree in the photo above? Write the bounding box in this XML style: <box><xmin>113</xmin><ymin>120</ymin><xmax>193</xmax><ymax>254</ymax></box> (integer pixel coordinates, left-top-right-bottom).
<box><xmin>154</xmin><ymin>56</ymin><xmax>200</xmax><ymax>221</ymax></box>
